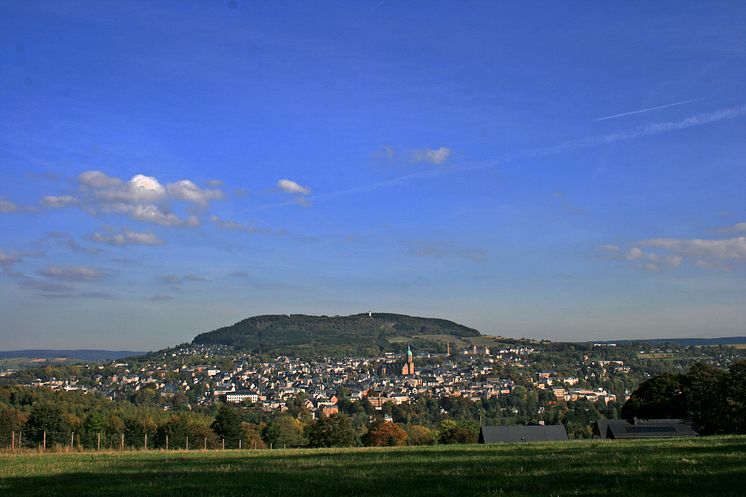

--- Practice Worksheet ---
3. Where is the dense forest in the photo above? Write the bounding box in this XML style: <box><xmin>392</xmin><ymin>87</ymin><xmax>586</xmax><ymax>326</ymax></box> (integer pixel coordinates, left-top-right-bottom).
<box><xmin>192</xmin><ymin>313</ymin><xmax>482</xmax><ymax>356</ymax></box>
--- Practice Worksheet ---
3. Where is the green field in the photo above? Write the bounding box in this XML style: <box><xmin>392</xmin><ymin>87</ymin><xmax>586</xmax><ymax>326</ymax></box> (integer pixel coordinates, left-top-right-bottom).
<box><xmin>0</xmin><ymin>437</ymin><xmax>743</xmax><ymax>497</ymax></box>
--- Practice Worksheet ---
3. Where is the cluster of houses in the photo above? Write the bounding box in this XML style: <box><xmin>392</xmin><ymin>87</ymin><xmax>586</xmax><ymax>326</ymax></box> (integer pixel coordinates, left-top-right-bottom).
<box><xmin>14</xmin><ymin>342</ymin><xmax>626</xmax><ymax>420</ymax></box>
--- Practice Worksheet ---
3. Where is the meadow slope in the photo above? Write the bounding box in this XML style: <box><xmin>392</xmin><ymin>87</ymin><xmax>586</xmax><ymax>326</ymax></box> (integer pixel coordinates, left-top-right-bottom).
<box><xmin>0</xmin><ymin>437</ymin><xmax>743</xmax><ymax>497</ymax></box>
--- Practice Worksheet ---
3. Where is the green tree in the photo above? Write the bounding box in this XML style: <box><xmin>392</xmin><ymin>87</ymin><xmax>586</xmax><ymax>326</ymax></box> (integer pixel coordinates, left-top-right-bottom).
<box><xmin>306</xmin><ymin>414</ymin><xmax>357</xmax><ymax>448</ymax></box>
<box><xmin>621</xmin><ymin>373</ymin><xmax>686</xmax><ymax>420</ymax></box>
<box><xmin>438</xmin><ymin>420</ymin><xmax>477</xmax><ymax>444</ymax></box>
<box><xmin>0</xmin><ymin>406</ymin><xmax>27</xmax><ymax>446</ymax></box>
<box><xmin>211</xmin><ymin>404</ymin><xmax>244</xmax><ymax>445</ymax></box>
<box><xmin>23</xmin><ymin>403</ymin><xmax>70</xmax><ymax>447</ymax></box>
<box><xmin>82</xmin><ymin>412</ymin><xmax>107</xmax><ymax>448</ymax></box>
<box><xmin>406</xmin><ymin>424</ymin><xmax>437</xmax><ymax>446</ymax></box>
<box><xmin>264</xmin><ymin>416</ymin><xmax>306</xmax><ymax>448</ymax></box>
<box><xmin>722</xmin><ymin>361</ymin><xmax>746</xmax><ymax>434</ymax></box>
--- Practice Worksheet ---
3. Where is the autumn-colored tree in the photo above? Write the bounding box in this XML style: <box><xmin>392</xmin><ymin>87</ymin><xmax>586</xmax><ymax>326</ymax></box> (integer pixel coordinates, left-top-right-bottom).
<box><xmin>241</xmin><ymin>422</ymin><xmax>267</xmax><ymax>449</ymax></box>
<box><xmin>406</xmin><ymin>424</ymin><xmax>437</xmax><ymax>446</ymax></box>
<box><xmin>363</xmin><ymin>421</ymin><xmax>407</xmax><ymax>447</ymax></box>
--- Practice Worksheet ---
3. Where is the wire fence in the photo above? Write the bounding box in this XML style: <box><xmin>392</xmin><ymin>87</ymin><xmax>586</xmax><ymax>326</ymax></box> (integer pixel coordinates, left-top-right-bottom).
<box><xmin>0</xmin><ymin>431</ymin><xmax>270</xmax><ymax>453</ymax></box>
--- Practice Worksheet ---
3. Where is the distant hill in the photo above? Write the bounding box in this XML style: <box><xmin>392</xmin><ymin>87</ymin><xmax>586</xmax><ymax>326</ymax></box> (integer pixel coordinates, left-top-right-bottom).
<box><xmin>0</xmin><ymin>350</ymin><xmax>145</xmax><ymax>361</ymax></box>
<box><xmin>192</xmin><ymin>313</ymin><xmax>482</xmax><ymax>356</ymax></box>
<box><xmin>591</xmin><ymin>337</ymin><xmax>746</xmax><ymax>347</ymax></box>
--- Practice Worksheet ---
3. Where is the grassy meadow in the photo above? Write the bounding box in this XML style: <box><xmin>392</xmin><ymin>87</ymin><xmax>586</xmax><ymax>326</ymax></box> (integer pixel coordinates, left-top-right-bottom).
<box><xmin>0</xmin><ymin>436</ymin><xmax>744</xmax><ymax>497</ymax></box>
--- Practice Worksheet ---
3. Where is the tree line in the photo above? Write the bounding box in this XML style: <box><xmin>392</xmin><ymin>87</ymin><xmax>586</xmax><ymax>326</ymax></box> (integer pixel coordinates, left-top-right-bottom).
<box><xmin>622</xmin><ymin>360</ymin><xmax>746</xmax><ymax>434</ymax></box>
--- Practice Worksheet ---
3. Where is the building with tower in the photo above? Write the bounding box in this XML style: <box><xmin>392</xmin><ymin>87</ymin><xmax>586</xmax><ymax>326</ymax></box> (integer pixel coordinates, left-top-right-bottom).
<box><xmin>401</xmin><ymin>344</ymin><xmax>415</xmax><ymax>375</ymax></box>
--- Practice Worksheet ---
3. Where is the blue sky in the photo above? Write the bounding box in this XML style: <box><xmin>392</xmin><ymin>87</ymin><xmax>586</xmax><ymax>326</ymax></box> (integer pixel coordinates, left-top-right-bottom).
<box><xmin>1</xmin><ymin>1</ymin><xmax>745</xmax><ymax>350</ymax></box>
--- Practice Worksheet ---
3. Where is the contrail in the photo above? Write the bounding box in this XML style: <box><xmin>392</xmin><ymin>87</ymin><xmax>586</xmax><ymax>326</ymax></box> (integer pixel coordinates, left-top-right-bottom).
<box><xmin>595</xmin><ymin>99</ymin><xmax>699</xmax><ymax>121</ymax></box>
<box><xmin>367</xmin><ymin>0</ymin><xmax>386</xmax><ymax>15</ymax></box>
<box><xmin>251</xmin><ymin>103</ymin><xmax>746</xmax><ymax>212</ymax></box>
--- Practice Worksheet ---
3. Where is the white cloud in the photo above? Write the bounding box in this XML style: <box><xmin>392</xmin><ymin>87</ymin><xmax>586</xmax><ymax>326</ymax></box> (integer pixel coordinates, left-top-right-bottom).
<box><xmin>92</xmin><ymin>230</ymin><xmax>164</xmax><ymax>246</ymax></box>
<box><xmin>39</xmin><ymin>265</ymin><xmax>108</xmax><ymax>281</ymax></box>
<box><xmin>167</xmin><ymin>179</ymin><xmax>224</xmax><ymax>207</ymax></box>
<box><xmin>131</xmin><ymin>204</ymin><xmax>198</xmax><ymax>226</ymax></box>
<box><xmin>602</xmin><ymin>234</ymin><xmax>746</xmax><ymax>272</ymax></box>
<box><xmin>277</xmin><ymin>179</ymin><xmax>311</xmax><ymax>195</ymax></box>
<box><xmin>412</xmin><ymin>147</ymin><xmax>452</xmax><ymax>165</ymax></box>
<box><xmin>715</xmin><ymin>221</ymin><xmax>746</xmax><ymax>234</ymax></box>
<box><xmin>640</xmin><ymin>237</ymin><xmax>746</xmax><ymax>261</ymax></box>
<box><xmin>0</xmin><ymin>199</ymin><xmax>17</xmax><ymax>213</ymax></box>
<box><xmin>601</xmin><ymin>244</ymin><xmax>682</xmax><ymax>272</ymax></box>
<box><xmin>41</xmin><ymin>170</ymin><xmax>226</xmax><ymax>226</ymax></box>
<box><xmin>79</xmin><ymin>172</ymin><xmax>166</xmax><ymax>203</ymax></box>
<box><xmin>42</xmin><ymin>195</ymin><xmax>78</xmax><ymax>209</ymax></box>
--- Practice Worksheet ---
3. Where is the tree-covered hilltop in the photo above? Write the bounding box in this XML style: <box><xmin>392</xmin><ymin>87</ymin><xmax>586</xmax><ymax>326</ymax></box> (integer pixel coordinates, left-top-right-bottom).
<box><xmin>192</xmin><ymin>313</ymin><xmax>482</xmax><ymax>356</ymax></box>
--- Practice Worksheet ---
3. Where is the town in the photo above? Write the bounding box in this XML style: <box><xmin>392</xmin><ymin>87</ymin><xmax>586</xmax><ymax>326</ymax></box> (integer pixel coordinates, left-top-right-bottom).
<box><xmin>7</xmin><ymin>338</ymin><xmax>743</xmax><ymax>427</ymax></box>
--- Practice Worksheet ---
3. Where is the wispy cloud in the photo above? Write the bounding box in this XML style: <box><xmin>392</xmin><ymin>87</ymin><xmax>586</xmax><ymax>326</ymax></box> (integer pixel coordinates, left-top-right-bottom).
<box><xmin>42</xmin><ymin>195</ymin><xmax>78</xmax><ymax>209</ymax></box>
<box><xmin>640</xmin><ymin>237</ymin><xmax>746</xmax><ymax>261</ymax></box>
<box><xmin>92</xmin><ymin>229</ymin><xmax>164</xmax><ymax>246</ymax></box>
<box><xmin>534</xmin><ymin>104</ymin><xmax>746</xmax><ymax>157</ymax></box>
<box><xmin>210</xmin><ymin>215</ymin><xmax>277</xmax><ymax>235</ymax></box>
<box><xmin>594</xmin><ymin>99</ymin><xmax>699</xmax><ymax>121</ymax></box>
<box><xmin>149</xmin><ymin>293</ymin><xmax>173</xmax><ymax>302</ymax></box>
<box><xmin>602</xmin><ymin>232</ymin><xmax>746</xmax><ymax>272</ymax></box>
<box><xmin>411</xmin><ymin>147</ymin><xmax>452</xmax><ymax>165</ymax></box>
<box><xmin>406</xmin><ymin>240</ymin><xmax>487</xmax><ymax>262</ymax></box>
<box><xmin>37</xmin><ymin>232</ymin><xmax>103</xmax><ymax>256</ymax></box>
<box><xmin>0</xmin><ymin>250</ymin><xmax>26</xmax><ymax>272</ymax></box>
<box><xmin>715</xmin><ymin>221</ymin><xmax>746</xmax><ymax>234</ymax></box>
<box><xmin>38</xmin><ymin>265</ymin><xmax>108</xmax><ymax>281</ymax></box>
<box><xmin>157</xmin><ymin>274</ymin><xmax>208</xmax><ymax>285</ymax></box>
<box><xmin>0</xmin><ymin>199</ymin><xmax>18</xmax><ymax>213</ymax></box>
<box><xmin>600</xmin><ymin>244</ymin><xmax>683</xmax><ymax>272</ymax></box>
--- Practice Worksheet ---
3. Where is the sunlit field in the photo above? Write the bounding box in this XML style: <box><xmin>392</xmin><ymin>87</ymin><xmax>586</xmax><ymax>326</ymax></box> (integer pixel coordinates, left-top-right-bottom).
<box><xmin>1</xmin><ymin>436</ymin><xmax>744</xmax><ymax>497</ymax></box>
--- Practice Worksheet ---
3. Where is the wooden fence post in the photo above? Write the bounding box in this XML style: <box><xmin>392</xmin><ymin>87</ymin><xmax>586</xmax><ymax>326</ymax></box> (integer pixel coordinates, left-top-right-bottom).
<box><xmin>204</xmin><ymin>437</ymin><xmax>207</xmax><ymax>450</ymax></box>
<box><xmin>120</xmin><ymin>433</ymin><xmax>124</xmax><ymax>451</ymax></box>
<box><xmin>165</xmin><ymin>435</ymin><xmax>169</xmax><ymax>450</ymax></box>
<box><xmin>222</xmin><ymin>438</ymin><xmax>225</xmax><ymax>450</ymax></box>
<box><xmin>11</xmin><ymin>431</ymin><xmax>14</xmax><ymax>451</ymax></box>
<box><xmin>97</xmin><ymin>432</ymin><xmax>101</xmax><ymax>451</ymax></box>
<box><xmin>70</xmin><ymin>432</ymin><xmax>74</xmax><ymax>451</ymax></box>
<box><xmin>186</xmin><ymin>436</ymin><xmax>189</xmax><ymax>451</ymax></box>
<box><xmin>238</xmin><ymin>439</ymin><xmax>242</xmax><ymax>450</ymax></box>
<box><xmin>144</xmin><ymin>433</ymin><xmax>148</xmax><ymax>451</ymax></box>
<box><xmin>43</xmin><ymin>431</ymin><xmax>46</xmax><ymax>451</ymax></box>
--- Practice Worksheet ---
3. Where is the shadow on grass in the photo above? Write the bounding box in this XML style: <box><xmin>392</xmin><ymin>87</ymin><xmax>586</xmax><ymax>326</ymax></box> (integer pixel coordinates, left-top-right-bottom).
<box><xmin>1</xmin><ymin>438</ymin><xmax>744</xmax><ymax>497</ymax></box>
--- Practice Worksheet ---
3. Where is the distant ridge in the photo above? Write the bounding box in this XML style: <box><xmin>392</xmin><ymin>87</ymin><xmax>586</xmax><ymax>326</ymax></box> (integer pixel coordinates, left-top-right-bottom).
<box><xmin>192</xmin><ymin>313</ymin><xmax>481</xmax><ymax>356</ymax></box>
<box><xmin>0</xmin><ymin>350</ymin><xmax>145</xmax><ymax>361</ymax></box>
<box><xmin>590</xmin><ymin>337</ymin><xmax>746</xmax><ymax>346</ymax></box>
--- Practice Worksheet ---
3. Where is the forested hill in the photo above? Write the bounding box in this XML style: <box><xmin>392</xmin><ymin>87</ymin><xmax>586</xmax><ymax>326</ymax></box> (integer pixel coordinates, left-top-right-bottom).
<box><xmin>192</xmin><ymin>313</ymin><xmax>482</xmax><ymax>356</ymax></box>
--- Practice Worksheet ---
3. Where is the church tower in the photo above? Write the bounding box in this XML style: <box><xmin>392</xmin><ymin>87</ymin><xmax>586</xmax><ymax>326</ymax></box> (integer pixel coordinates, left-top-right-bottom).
<box><xmin>401</xmin><ymin>343</ymin><xmax>415</xmax><ymax>375</ymax></box>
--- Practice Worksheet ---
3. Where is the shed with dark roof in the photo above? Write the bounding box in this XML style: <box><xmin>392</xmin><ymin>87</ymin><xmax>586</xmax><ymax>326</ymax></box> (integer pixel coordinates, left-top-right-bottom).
<box><xmin>593</xmin><ymin>419</ymin><xmax>698</xmax><ymax>439</ymax></box>
<box><xmin>478</xmin><ymin>425</ymin><xmax>568</xmax><ymax>443</ymax></box>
